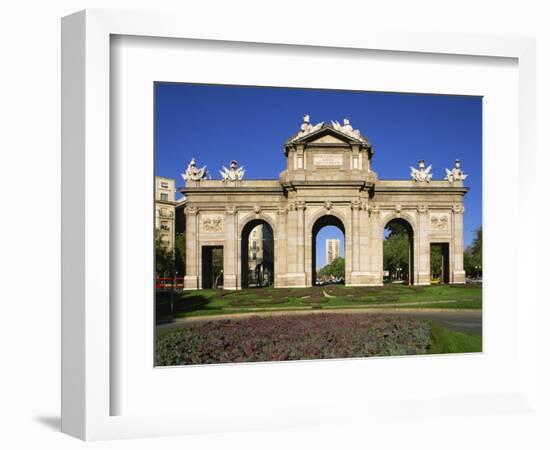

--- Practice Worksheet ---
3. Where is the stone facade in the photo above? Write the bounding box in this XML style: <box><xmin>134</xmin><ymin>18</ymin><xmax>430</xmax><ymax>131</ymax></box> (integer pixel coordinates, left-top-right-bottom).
<box><xmin>181</xmin><ymin>117</ymin><xmax>468</xmax><ymax>290</ymax></box>
<box><xmin>155</xmin><ymin>176</ymin><xmax>176</xmax><ymax>251</ymax></box>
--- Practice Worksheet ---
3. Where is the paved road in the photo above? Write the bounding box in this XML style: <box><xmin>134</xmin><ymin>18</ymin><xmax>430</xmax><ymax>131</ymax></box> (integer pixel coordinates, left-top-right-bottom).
<box><xmin>157</xmin><ymin>308</ymin><xmax>482</xmax><ymax>336</ymax></box>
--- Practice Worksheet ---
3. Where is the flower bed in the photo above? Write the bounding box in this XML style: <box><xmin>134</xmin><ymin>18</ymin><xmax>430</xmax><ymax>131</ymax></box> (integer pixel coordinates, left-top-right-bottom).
<box><xmin>155</xmin><ymin>313</ymin><xmax>431</xmax><ymax>366</ymax></box>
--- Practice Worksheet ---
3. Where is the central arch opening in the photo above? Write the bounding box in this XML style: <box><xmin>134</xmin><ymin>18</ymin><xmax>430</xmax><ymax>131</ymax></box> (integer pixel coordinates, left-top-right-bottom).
<box><xmin>312</xmin><ymin>215</ymin><xmax>345</xmax><ymax>286</ymax></box>
<box><xmin>383</xmin><ymin>218</ymin><xmax>415</xmax><ymax>285</ymax></box>
<box><xmin>241</xmin><ymin>220</ymin><xmax>274</xmax><ymax>288</ymax></box>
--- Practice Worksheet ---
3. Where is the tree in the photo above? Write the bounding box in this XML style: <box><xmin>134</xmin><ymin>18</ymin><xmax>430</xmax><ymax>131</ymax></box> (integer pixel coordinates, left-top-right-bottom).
<box><xmin>174</xmin><ymin>232</ymin><xmax>186</xmax><ymax>276</ymax></box>
<box><xmin>464</xmin><ymin>226</ymin><xmax>482</xmax><ymax>278</ymax></box>
<box><xmin>155</xmin><ymin>230</ymin><xmax>174</xmax><ymax>275</ymax></box>
<box><xmin>319</xmin><ymin>257</ymin><xmax>345</xmax><ymax>279</ymax></box>
<box><xmin>430</xmin><ymin>245</ymin><xmax>443</xmax><ymax>279</ymax></box>
<box><xmin>383</xmin><ymin>233</ymin><xmax>409</xmax><ymax>280</ymax></box>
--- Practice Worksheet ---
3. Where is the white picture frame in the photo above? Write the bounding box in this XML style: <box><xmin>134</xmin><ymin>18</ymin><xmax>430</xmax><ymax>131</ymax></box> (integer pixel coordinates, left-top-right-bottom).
<box><xmin>61</xmin><ymin>9</ymin><xmax>538</xmax><ymax>441</ymax></box>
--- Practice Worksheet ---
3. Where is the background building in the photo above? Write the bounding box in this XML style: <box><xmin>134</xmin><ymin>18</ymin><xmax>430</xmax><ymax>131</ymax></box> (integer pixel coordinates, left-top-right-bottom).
<box><xmin>325</xmin><ymin>239</ymin><xmax>341</xmax><ymax>266</ymax></box>
<box><xmin>247</xmin><ymin>224</ymin><xmax>274</xmax><ymax>286</ymax></box>
<box><xmin>155</xmin><ymin>176</ymin><xmax>176</xmax><ymax>251</ymax></box>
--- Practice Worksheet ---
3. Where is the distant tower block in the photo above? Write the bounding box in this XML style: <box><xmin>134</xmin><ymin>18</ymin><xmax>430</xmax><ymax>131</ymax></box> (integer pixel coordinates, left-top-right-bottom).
<box><xmin>325</xmin><ymin>239</ymin><xmax>341</xmax><ymax>266</ymax></box>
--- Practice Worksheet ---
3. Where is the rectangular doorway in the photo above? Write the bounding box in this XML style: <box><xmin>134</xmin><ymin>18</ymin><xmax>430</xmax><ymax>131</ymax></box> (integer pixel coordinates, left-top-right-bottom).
<box><xmin>430</xmin><ymin>243</ymin><xmax>450</xmax><ymax>284</ymax></box>
<box><xmin>201</xmin><ymin>246</ymin><xmax>224</xmax><ymax>289</ymax></box>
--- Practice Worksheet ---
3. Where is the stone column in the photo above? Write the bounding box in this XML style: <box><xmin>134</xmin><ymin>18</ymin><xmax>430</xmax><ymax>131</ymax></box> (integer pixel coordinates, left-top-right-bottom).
<box><xmin>417</xmin><ymin>207</ymin><xmax>431</xmax><ymax>285</ymax></box>
<box><xmin>366</xmin><ymin>205</ymin><xmax>383</xmax><ymax>286</ymax></box>
<box><xmin>183</xmin><ymin>206</ymin><xmax>199</xmax><ymax>290</ymax></box>
<box><xmin>296</xmin><ymin>201</ymin><xmax>307</xmax><ymax>284</ymax></box>
<box><xmin>275</xmin><ymin>207</ymin><xmax>287</xmax><ymax>287</ymax></box>
<box><xmin>351</xmin><ymin>200</ymin><xmax>360</xmax><ymax>272</ymax></box>
<box><xmin>452</xmin><ymin>204</ymin><xmax>466</xmax><ymax>284</ymax></box>
<box><xmin>223</xmin><ymin>206</ymin><xmax>238</xmax><ymax>290</ymax></box>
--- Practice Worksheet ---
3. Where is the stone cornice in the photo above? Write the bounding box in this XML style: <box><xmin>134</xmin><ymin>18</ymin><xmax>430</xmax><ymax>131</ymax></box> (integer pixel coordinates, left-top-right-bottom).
<box><xmin>374</xmin><ymin>186</ymin><xmax>469</xmax><ymax>195</ymax></box>
<box><xmin>181</xmin><ymin>186</ymin><xmax>284</xmax><ymax>195</ymax></box>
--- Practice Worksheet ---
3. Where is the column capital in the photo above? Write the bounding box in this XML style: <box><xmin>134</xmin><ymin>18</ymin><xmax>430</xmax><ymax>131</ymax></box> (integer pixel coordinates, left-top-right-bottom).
<box><xmin>225</xmin><ymin>206</ymin><xmax>237</xmax><ymax>215</ymax></box>
<box><xmin>351</xmin><ymin>200</ymin><xmax>362</xmax><ymax>211</ymax></box>
<box><xmin>417</xmin><ymin>204</ymin><xmax>429</xmax><ymax>214</ymax></box>
<box><xmin>184</xmin><ymin>206</ymin><xmax>199</xmax><ymax>216</ymax></box>
<box><xmin>452</xmin><ymin>204</ymin><xmax>465</xmax><ymax>214</ymax></box>
<box><xmin>368</xmin><ymin>204</ymin><xmax>380</xmax><ymax>215</ymax></box>
<box><xmin>295</xmin><ymin>201</ymin><xmax>306</xmax><ymax>211</ymax></box>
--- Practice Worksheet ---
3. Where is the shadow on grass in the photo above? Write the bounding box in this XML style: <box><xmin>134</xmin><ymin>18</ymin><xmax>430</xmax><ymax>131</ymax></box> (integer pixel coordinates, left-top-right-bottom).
<box><xmin>156</xmin><ymin>292</ymin><xmax>218</xmax><ymax>322</ymax></box>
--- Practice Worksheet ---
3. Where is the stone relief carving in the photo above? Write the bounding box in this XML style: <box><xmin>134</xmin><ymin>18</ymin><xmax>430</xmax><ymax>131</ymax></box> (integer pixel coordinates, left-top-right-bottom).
<box><xmin>220</xmin><ymin>160</ymin><xmax>245</xmax><ymax>182</ymax></box>
<box><xmin>253</xmin><ymin>205</ymin><xmax>262</xmax><ymax>215</ymax></box>
<box><xmin>430</xmin><ymin>214</ymin><xmax>449</xmax><ymax>230</ymax></box>
<box><xmin>324</xmin><ymin>201</ymin><xmax>332</xmax><ymax>212</ymax></box>
<box><xmin>202</xmin><ymin>215</ymin><xmax>224</xmax><ymax>233</ymax></box>
<box><xmin>445</xmin><ymin>159</ymin><xmax>468</xmax><ymax>183</ymax></box>
<box><xmin>394</xmin><ymin>204</ymin><xmax>402</xmax><ymax>214</ymax></box>
<box><xmin>182</xmin><ymin>157</ymin><xmax>208</xmax><ymax>182</ymax></box>
<box><xmin>410</xmin><ymin>160</ymin><xmax>433</xmax><ymax>183</ymax></box>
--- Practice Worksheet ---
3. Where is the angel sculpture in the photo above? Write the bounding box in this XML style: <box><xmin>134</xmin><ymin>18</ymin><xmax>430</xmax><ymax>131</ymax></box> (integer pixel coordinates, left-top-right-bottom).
<box><xmin>182</xmin><ymin>157</ymin><xmax>207</xmax><ymax>182</ymax></box>
<box><xmin>410</xmin><ymin>160</ymin><xmax>433</xmax><ymax>183</ymax></box>
<box><xmin>331</xmin><ymin>118</ymin><xmax>363</xmax><ymax>141</ymax></box>
<box><xmin>220</xmin><ymin>160</ymin><xmax>245</xmax><ymax>182</ymax></box>
<box><xmin>297</xmin><ymin>113</ymin><xmax>323</xmax><ymax>138</ymax></box>
<box><xmin>445</xmin><ymin>159</ymin><xmax>468</xmax><ymax>183</ymax></box>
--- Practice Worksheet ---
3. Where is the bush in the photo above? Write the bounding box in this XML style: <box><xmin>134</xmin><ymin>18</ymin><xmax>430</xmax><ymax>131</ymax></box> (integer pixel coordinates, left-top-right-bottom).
<box><xmin>155</xmin><ymin>314</ymin><xmax>431</xmax><ymax>366</ymax></box>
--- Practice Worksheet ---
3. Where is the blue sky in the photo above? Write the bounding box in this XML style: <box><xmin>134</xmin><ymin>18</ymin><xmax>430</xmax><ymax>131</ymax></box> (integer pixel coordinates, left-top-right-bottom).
<box><xmin>155</xmin><ymin>83</ymin><xmax>482</xmax><ymax>267</ymax></box>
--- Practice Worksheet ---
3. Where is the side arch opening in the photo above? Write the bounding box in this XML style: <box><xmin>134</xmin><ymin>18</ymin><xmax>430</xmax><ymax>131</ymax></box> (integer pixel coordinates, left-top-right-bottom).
<box><xmin>383</xmin><ymin>218</ymin><xmax>415</xmax><ymax>285</ymax></box>
<box><xmin>240</xmin><ymin>219</ymin><xmax>274</xmax><ymax>288</ymax></box>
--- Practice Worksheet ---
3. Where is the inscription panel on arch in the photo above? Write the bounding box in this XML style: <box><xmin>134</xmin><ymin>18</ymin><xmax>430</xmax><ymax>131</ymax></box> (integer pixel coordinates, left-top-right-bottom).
<box><xmin>313</xmin><ymin>153</ymin><xmax>343</xmax><ymax>167</ymax></box>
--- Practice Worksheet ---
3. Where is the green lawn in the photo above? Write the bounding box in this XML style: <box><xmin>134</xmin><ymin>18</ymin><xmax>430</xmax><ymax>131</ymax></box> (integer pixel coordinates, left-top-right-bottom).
<box><xmin>428</xmin><ymin>321</ymin><xmax>482</xmax><ymax>353</ymax></box>
<box><xmin>156</xmin><ymin>283</ymin><xmax>482</xmax><ymax>320</ymax></box>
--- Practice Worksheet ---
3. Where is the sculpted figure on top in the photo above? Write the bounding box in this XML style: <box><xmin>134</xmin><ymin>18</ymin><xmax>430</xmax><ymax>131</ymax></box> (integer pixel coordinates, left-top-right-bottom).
<box><xmin>182</xmin><ymin>157</ymin><xmax>208</xmax><ymax>182</ymax></box>
<box><xmin>410</xmin><ymin>160</ymin><xmax>433</xmax><ymax>183</ymax></box>
<box><xmin>295</xmin><ymin>114</ymin><xmax>323</xmax><ymax>139</ymax></box>
<box><xmin>220</xmin><ymin>160</ymin><xmax>245</xmax><ymax>182</ymax></box>
<box><xmin>330</xmin><ymin>118</ymin><xmax>367</xmax><ymax>143</ymax></box>
<box><xmin>445</xmin><ymin>159</ymin><xmax>468</xmax><ymax>183</ymax></box>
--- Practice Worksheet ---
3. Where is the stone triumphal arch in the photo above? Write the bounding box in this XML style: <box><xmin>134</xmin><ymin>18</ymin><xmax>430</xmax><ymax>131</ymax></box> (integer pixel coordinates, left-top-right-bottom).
<box><xmin>181</xmin><ymin>116</ymin><xmax>468</xmax><ymax>290</ymax></box>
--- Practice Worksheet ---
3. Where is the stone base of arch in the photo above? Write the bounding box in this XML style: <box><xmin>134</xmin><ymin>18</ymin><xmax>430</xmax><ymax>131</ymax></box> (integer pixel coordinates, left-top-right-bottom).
<box><xmin>276</xmin><ymin>272</ymin><xmax>308</xmax><ymax>288</ymax></box>
<box><xmin>183</xmin><ymin>275</ymin><xmax>199</xmax><ymax>290</ymax></box>
<box><xmin>349</xmin><ymin>272</ymin><xmax>383</xmax><ymax>287</ymax></box>
<box><xmin>453</xmin><ymin>270</ymin><xmax>466</xmax><ymax>284</ymax></box>
<box><xmin>223</xmin><ymin>274</ymin><xmax>238</xmax><ymax>290</ymax></box>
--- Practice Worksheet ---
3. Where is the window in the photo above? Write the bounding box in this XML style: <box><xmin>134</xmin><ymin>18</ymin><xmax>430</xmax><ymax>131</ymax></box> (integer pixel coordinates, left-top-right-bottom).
<box><xmin>160</xmin><ymin>193</ymin><xmax>168</xmax><ymax>201</ymax></box>
<box><xmin>253</xmin><ymin>252</ymin><xmax>257</xmax><ymax>260</ymax></box>
<box><xmin>160</xmin><ymin>181</ymin><xmax>169</xmax><ymax>188</ymax></box>
<box><xmin>252</xmin><ymin>240</ymin><xmax>257</xmax><ymax>249</ymax></box>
